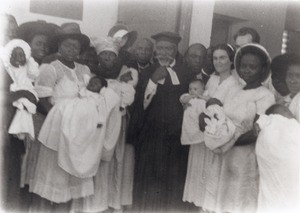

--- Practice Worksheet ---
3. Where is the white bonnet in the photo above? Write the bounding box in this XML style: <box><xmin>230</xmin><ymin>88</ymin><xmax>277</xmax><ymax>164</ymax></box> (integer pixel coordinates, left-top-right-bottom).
<box><xmin>1</xmin><ymin>39</ymin><xmax>31</xmax><ymax>66</ymax></box>
<box><xmin>94</xmin><ymin>37</ymin><xmax>120</xmax><ymax>56</ymax></box>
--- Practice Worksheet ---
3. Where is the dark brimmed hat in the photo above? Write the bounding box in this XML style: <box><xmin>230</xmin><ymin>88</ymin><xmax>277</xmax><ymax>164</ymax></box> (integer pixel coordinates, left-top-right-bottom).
<box><xmin>235</xmin><ymin>43</ymin><xmax>271</xmax><ymax>83</ymax></box>
<box><xmin>17</xmin><ymin>20</ymin><xmax>59</xmax><ymax>43</ymax></box>
<box><xmin>151</xmin><ymin>31</ymin><xmax>181</xmax><ymax>45</ymax></box>
<box><xmin>52</xmin><ymin>22</ymin><xmax>90</xmax><ymax>52</ymax></box>
<box><xmin>108</xmin><ymin>24</ymin><xmax>137</xmax><ymax>49</ymax></box>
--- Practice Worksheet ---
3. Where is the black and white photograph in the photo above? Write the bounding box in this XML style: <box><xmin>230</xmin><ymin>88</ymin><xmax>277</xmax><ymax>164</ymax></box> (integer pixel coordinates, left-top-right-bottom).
<box><xmin>0</xmin><ymin>0</ymin><xmax>299</xmax><ymax>212</ymax></box>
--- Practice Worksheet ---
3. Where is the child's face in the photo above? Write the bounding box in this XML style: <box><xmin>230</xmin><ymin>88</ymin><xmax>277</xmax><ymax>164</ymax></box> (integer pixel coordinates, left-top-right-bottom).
<box><xmin>189</xmin><ymin>81</ymin><xmax>204</xmax><ymax>96</ymax></box>
<box><xmin>87</xmin><ymin>77</ymin><xmax>103</xmax><ymax>93</ymax></box>
<box><xmin>10</xmin><ymin>47</ymin><xmax>26</xmax><ymax>68</ymax></box>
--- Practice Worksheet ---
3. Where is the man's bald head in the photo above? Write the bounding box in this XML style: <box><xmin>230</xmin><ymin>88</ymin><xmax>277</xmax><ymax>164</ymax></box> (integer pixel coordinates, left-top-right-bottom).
<box><xmin>185</xmin><ymin>43</ymin><xmax>207</xmax><ymax>74</ymax></box>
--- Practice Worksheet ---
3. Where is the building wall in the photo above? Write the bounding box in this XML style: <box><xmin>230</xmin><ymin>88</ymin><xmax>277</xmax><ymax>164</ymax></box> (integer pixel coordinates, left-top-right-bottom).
<box><xmin>117</xmin><ymin>0</ymin><xmax>181</xmax><ymax>48</ymax></box>
<box><xmin>2</xmin><ymin>0</ymin><xmax>291</xmax><ymax>58</ymax></box>
<box><xmin>2</xmin><ymin>0</ymin><xmax>119</xmax><ymax>41</ymax></box>
<box><xmin>214</xmin><ymin>0</ymin><xmax>288</xmax><ymax>58</ymax></box>
<box><xmin>189</xmin><ymin>0</ymin><xmax>215</xmax><ymax>48</ymax></box>
<box><xmin>118</xmin><ymin>0</ymin><xmax>215</xmax><ymax>53</ymax></box>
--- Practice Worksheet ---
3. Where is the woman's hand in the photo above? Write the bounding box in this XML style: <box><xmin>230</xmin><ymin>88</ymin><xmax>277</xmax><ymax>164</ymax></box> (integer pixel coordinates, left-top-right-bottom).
<box><xmin>199</xmin><ymin>113</ymin><xmax>209</xmax><ymax>132</ymax></box>
<box><xmin>180</xmin><ymin>95</ymin><xmax>192</xmax><ymax>104</ymax></box>
<box><xmin>182</xmin><ymin>103</ymin><xmax>191</xmax><ymax>110</ymax></box>
<box><xmin>234</xmin><ymin>130</ymin><xmax>257</xmax><ymax>146</ymax></box>
<box><xmin>197</xmin><ymin>95</ymin><xmax>210</xmax><ymax>101</ymax></box>
<box><xmin>37</xmin><ymin>98</ymin><xmax>53</xmax><ymax>115</ymax></box>
<box><xmin>151</xmin><ymin>66</ymin><xmax>168</xmax><ymax>83</ymax></box>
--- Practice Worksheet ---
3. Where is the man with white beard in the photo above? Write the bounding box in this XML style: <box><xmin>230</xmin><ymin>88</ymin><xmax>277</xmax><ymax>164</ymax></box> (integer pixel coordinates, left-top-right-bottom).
<box><xmin>133</xmin><ymin>32</ymin><xmax>194</xmax><ymax>212</ymax></box>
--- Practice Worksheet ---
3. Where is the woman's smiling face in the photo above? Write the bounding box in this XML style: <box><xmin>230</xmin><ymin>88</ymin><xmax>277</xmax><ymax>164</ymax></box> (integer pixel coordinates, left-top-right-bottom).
<box><xmin>238</xmin><ymin>53</ymin><xmax>263</xmax><ymax>84</ymax></box>
<box><xmin>213</xmin><ymin>49</ymin><xmax>232</xmax><ymax>73</ymax></box>
<box><xmin>58</xmin><ymin>38</ymin><xmax>81</xmax><ymax>62</ymax></box>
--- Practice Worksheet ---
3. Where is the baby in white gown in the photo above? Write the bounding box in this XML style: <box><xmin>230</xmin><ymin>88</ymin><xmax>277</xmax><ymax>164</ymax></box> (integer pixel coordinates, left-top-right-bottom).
<box><xmin>1</xmin><ymin>39</ymin><xmax>39</xmax><ymax>140</ymax></box>
<box><xmin>199</xmin><ymin>98</ymin><xmax>235</xmax><ymax>150</ymax></box>
<box><xmin>38</xmin><ymin>76</ymin><xmax>120</xmax><ymax>178</ymax></box>
<box><xmin>180</xmin><ymin>79</ymin><xmax>206</xmax><ymax>145</ymax></box>
<box><xmin>256</xmin><ymin>104</ymin><xmax>300</xmax><ymax>213</ymax></box>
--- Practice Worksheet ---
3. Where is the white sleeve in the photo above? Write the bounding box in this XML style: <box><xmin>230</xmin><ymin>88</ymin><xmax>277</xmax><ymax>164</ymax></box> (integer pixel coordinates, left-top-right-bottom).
<box><xmin>27</xmin><ymin>57</ymin><xmax>40</xmax><ymax>80</ymax></box>
<box><xmin>143</xmin><ymin>79</ymin><xmax>157</xmax><ymax>109</ymax></box>
<box><xmin>256</xmin><ymin>92</ymin><xmax>275</xmax><ymax>115</ymax></box>
<box><xmin>120</xmin><ymin>83</ymin><xmax>136</xmax><ymax>107</ymax></box>
<box><xmin>34</xmin><ymin>64</ymin><xmax>56</xmax><ymax>98</ymax></box>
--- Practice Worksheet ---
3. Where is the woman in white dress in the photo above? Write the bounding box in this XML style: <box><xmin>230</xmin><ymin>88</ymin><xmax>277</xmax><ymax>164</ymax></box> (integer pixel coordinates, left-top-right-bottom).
<box><xmin>30</xmin><ymin>23</ymin><xmax>94</xmax><ymax>205</ymax></box>
<box><xmin>72</xmin><ymin>37</ymin><xmax>138</xmax><ymax>213</ymax></box>
<box><xmin>183</xmin><ymin>44</ymin><xmax>240</xmax><ymax>210</ymax></box>
<box><xmin>215</xmin><ymin>43</ymin><xmax>275</xmax><ymax>213</ymax></box>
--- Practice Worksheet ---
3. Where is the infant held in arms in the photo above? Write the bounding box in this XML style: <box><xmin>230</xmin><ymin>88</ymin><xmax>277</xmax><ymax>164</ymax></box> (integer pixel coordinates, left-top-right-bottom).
<box><xmin>38</xmin><ymin>75</ymin><xmax>120</xmax><ymax>178</ymax></box>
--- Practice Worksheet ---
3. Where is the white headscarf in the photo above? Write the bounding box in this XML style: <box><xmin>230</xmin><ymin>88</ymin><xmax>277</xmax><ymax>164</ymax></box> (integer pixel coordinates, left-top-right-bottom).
<box><xmin>94</xmin><ymin>37</ymin><xmax>120</xmax><ymax>56</ymax></box>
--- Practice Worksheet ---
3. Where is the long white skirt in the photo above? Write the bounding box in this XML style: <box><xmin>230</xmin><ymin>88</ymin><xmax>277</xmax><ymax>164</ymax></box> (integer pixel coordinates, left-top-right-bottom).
<box><xmin>183</xmin><ymin>143</ymin><xmax>222</xmax><ymax>210</ymax></box>
<box><xmin>31</xmin><ymin>144</ymin><xmax>94</xmax><ymax>203</ymax></box>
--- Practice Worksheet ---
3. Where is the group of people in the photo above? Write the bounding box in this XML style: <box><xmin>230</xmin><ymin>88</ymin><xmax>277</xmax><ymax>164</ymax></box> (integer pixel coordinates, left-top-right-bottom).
<box><xmin>1</xmin><ymin>13</ymin><xmax>299</xmax><ymax>213</ymax></box>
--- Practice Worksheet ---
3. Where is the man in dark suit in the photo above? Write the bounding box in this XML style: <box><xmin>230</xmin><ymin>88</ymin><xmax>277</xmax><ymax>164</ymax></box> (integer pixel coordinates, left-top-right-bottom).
<box><xmin>133</xmin><ymin>32</ymin><xmax>194</xmax><ymax>212</ymax></box>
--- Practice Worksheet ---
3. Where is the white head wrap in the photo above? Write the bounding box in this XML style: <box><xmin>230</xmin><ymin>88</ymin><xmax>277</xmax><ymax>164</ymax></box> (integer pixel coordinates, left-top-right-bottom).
<box><xmin>94</xmin><ymin>37</ymin><xmax>120</xmax><ymax>56</ymax></box>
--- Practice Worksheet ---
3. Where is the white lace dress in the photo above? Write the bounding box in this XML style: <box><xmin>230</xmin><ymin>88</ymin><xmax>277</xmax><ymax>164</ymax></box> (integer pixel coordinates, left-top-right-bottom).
<box><xmin>183</xmin><ymin>74</ymin><xmax>240</xmax><ymax>208</ymax></box>
<box><xmin>30</xmin><ymin>60</ymin><xmax>94</xmax><ymax>203</ymax></box>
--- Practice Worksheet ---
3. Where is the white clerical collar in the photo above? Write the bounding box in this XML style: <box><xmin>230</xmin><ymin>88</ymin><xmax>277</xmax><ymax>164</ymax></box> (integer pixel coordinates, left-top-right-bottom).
<box><xmin>169</xmin><ymin>59</ymin><xmax>176</xmax><ymax>68</ymax></box>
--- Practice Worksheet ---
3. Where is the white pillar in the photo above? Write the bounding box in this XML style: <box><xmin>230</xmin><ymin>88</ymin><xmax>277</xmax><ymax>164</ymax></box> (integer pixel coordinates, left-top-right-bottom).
<box><xmin>189</xmin><ymin>0</ymin><xmax>215</xmax><ymax>47</ymax></box>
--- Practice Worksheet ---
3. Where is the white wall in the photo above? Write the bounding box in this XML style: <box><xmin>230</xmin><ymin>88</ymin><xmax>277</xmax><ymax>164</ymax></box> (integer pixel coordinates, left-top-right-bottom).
<box><xmin>214</xmin><ymin>0</ymin><xmax>288</xmax><ymax>58</ymax></box>
<box><xmin>2</xmin><ymin>0</ymin><xmax>119</xmax><ymax>42</ymax></box>
<box><xmin>189</xmin><ymin>0</ymin><xmax>215</xmax><ymax>48</ymax></box>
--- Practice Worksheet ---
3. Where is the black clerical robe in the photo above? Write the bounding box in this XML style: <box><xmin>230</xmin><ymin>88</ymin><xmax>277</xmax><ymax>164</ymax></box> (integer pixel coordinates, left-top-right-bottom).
<box><xmin>133</xmin><ymin>61</ymin><xmax>192</xmax><ymax>211</ymax></box>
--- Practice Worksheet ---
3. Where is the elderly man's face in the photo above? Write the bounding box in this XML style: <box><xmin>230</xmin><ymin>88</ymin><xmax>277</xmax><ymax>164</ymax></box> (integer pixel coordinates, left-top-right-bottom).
<box><xmin>185</xmin><ymin>46</ymin><xmax>206</xmax><ymax>74</ymax></box>
<box><xmin>155</xmin><ymin>40</ymin><xmax>177</xmax><ymax>66</ymax></box>
<box><xmin>135</xmin><ymin>39</ymin><xmax>153</xmax><ymax>64</ymax></box>
<box><xmin>235</xmin><ymin>34</ymin><xmax>253</xmax><ymax>49</ymax></box>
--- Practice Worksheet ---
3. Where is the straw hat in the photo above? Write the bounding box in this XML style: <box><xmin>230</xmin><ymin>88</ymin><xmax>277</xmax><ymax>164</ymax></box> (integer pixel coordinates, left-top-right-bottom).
<box><xmin>17</xmin><ymin>20</ymin><xmax>59</xmax><ymax>43</ymax></box>
<box><xmin>108</xmin><ymin>23</ymin><xmax>137</xmax><ymax>49</ymax></box>
<box><xmin>51</xmin><ymin>22</ymin><xmax>90</xmax><ymax>51</ymax></box>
